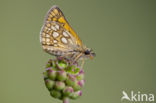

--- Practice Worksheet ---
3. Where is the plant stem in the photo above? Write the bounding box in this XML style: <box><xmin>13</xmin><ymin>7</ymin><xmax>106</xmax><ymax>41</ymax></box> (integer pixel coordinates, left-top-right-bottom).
<box><xmin>63</xmin><ymin>97</ymin><xmax>69</xmax><ymax>103</ymax></box>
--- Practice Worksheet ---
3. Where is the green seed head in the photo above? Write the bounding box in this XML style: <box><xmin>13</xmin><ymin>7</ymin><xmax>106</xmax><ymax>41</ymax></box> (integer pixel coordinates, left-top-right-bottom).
<box><xmin>43</xmin><ymin>58</ymin><xmax>85</xmax><ymax>103</ymax></box>
<box><xmin>45</xmin><ymin>79</ymin><xmax>55</xmax><ymax>90</ymax></box>
<box><xmin>63</xmin><ymin>86</ymin><xmax>74</xmax><ymax>96</ymax></box>
<box><xmin>48</xmin><ymin>68</ymin><xmax>57</xmax><ymax>80</ymax></box>
<box><xmin>50</xmin><ymin>90</ymin><xmax>62</xmax><ymax>99</ymax></box>
<box><xmin>66</xmin><ymin>74</ymin><xmax>76</xmax><ymax>86</ymax></box>
<box><xmin>70</xmin><ymin>90</ymin><xmax>82</xmax><ymax>99</ymax></box>
<box><xmin>55</xmin><ymin>81</ymin><xmax>65</xmax><ymax>90</ymax></box>
<box><xmin>57</xmin><ymin>70</ymin><xmax>67</xmax><ymax>81</ymax></box>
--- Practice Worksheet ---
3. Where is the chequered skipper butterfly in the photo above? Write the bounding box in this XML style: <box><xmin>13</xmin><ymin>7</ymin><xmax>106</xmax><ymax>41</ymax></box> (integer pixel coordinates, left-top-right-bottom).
<box><xmin>40</xmin><ymin>5</ymin><xmax>95</xmax><ymax>65</ymax></box>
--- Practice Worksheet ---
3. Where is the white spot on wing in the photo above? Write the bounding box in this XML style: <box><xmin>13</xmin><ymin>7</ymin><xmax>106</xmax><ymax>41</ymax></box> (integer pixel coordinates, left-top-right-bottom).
<box><xmin>46</xmin><ymin>34</ymin><xmax>50</xmax><ymax>37</ymax></box>
<box><xmin>48</xmin><ymin>28</ymin><xmax>51</xmax><ymax>31</ymax></box>
<box><xmin>46</xmin><ymin>38</ymin><xmax>50</xmax><ymax>42</ymax></box>
<box><xmin>53</xmin><ymin>40</ymin><xmax>57</xmax><ymax>43</ymax></box>
<box><xmin>51</xmin><ymin>26</ymin><xmax>57</xmax><ymax>31</ymax></box>
<box><xmin>55</xmin><ymin>24</ymin><xmax>59</xmax><ymax>30</ymax></box>
<box><xmin>63</xmin><ymin>31</ymin><xmax>69</xmax><ymax>37</ymax></box>
<box><xmin>52</xmin><ymin>32</ymin><xmax>59</xmax><ymax>38</ymax></box>
<box><xmin>61</xmin><ymin>37</ymin><xmax>68</xmax><ymax>44</ymax></box>
<box><xmin>47</xmin><ymin>42</ymin><xmax>51</xmax><ymax>45</ymax></box>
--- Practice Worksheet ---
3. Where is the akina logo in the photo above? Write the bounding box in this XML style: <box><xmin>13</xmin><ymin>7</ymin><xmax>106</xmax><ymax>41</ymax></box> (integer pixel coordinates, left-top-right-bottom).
<box><xmin>121</xmin><ymin>91</ymin><xmax>154</xmax><ymax>102</ymax></box>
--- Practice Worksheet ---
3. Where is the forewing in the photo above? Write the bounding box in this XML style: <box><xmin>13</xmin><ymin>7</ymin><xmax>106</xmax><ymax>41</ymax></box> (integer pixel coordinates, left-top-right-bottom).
<box><xmin>40</xmin><ymin>6</ymin><xmax>82</xmax><ymax>56</ymax></box>
<box><xmin>44</xmin><ymin>5</ymin><xmax>82</xmax><ymax>46</ymax></box>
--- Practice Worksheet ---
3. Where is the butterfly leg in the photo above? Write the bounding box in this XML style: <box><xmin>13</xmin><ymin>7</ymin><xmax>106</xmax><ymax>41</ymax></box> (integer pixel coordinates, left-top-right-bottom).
<box><xmin>80</xmin><ymin>58</ymin><xmax>85</xmax><ymax>68</ymax></box>
<box><xmin>73</xmin><ymin>53</ymin><xmax>83</xmax><ymax>64</ymax></box>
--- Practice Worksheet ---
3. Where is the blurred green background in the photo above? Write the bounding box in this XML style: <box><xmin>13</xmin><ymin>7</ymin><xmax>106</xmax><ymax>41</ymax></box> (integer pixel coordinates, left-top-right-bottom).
<box><xmin>0</xmin><ymin>0</ymin><xmax>156</xmax><ymax>103</ymax></box>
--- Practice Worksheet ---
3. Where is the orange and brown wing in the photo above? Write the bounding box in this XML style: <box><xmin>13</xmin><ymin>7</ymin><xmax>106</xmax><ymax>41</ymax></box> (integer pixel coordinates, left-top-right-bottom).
<box><xmin>40</xmin><ymin>6</ymin><xmax>83</xmax><ymax>56</ymax></box>
<box><xmin>45</xmin><ymin>5</ymin><xmax>82</xmax><ymax>46</ymax></box>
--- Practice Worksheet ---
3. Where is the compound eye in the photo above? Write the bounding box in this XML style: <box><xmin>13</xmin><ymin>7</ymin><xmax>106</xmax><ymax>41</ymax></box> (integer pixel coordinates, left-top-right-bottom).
<box><xmin>84</xmin><ymin>50</ymin><xmax>90</xmax><ymax>55</ymax></box>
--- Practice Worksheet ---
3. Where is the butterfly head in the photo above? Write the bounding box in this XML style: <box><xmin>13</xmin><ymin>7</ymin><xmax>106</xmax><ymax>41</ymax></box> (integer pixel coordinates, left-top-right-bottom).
<box><xmin>83</xmin><ymin>48</ymin><xmax>96</xmax><ymax>59</ymax></box>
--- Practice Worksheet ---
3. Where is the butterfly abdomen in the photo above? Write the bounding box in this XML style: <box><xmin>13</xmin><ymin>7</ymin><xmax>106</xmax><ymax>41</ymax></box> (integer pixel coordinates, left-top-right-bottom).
<box><xmin>45</xmin><ymin>49</ymin><xmax>66</xmax><ymax>56</ymax></box>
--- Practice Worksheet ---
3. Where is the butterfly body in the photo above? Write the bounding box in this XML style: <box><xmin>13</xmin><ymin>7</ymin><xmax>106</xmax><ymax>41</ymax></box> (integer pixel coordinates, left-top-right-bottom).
<box><xmin>40</xmin><ymin>6</ymin><xmax>95</xmax><ymax>64</ymax></box>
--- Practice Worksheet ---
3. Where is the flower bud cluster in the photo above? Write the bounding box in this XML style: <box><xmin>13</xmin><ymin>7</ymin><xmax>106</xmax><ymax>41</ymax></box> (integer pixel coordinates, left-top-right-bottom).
<box><xmin>43</xmin><ymin>58</ymin><xmax>85</xmax><ymax>102</ymax></box>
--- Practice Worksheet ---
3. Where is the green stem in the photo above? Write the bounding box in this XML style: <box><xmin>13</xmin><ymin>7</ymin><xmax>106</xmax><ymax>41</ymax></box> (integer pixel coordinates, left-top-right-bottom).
<box><xmin>63</xmin><ymin>97</ymin><xmax>69</xmax><ymax>103</ymax></box>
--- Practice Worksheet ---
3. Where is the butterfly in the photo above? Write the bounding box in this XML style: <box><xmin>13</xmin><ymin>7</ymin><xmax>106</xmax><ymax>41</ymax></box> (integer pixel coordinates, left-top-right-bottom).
<box><xmin>40</xmin><ymin>5</ymin><xmax>95</xmax><ymax>66</ymax></box>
